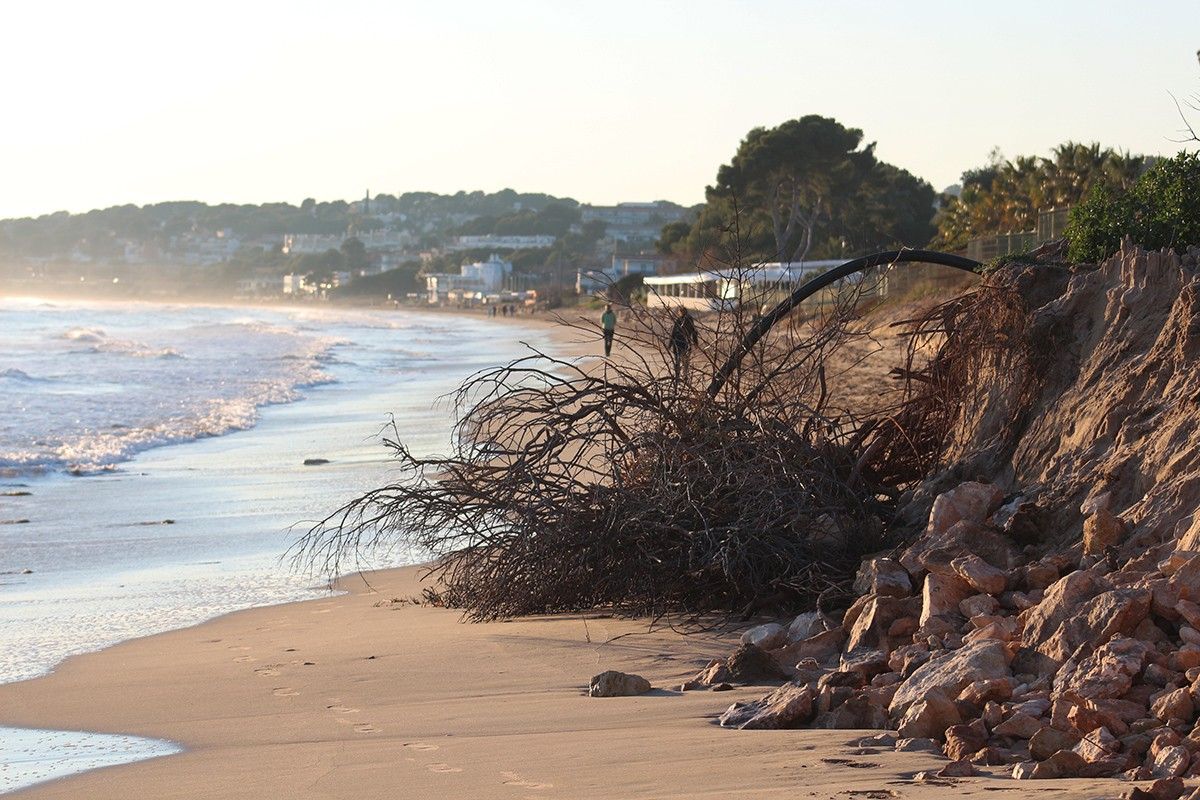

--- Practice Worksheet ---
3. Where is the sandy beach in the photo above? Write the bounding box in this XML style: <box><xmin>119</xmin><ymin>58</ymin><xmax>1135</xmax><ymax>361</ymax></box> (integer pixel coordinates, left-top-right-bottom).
<box><xmin>0</xmin><ymin>565</ymin><xmax>1123</xmax><ymax>799</ymax></box>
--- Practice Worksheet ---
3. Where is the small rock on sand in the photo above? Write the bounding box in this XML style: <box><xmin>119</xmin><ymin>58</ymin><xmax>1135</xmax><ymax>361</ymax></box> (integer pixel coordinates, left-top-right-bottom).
<box><xmin>303</xmin><ymin>458</ymin><xmax>331</xmax><ymax>466</ymax></box>
<box><xmin>589</xmin><ymin>670</ymin><xmax>651</xmax><ymax>697</ymax></box>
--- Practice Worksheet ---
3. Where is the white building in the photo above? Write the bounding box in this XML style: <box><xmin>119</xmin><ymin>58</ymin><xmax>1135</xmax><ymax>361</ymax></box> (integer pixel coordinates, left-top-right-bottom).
<box><xmin>448</xmin><ymin>234</ymin><xmax>555</xmax><ymax>251</ymax></box>
<box><xmin>426</xmin><ymin>254</ymin><xmax>513</xmax><ymax>303</ymax></box>
<box><xmin>576</xmin><ymin>253</ymin><xmax>674</xmax><ymax>295</ymax></box>
<box><xmin>642</xmin><ymin>260</ymin><xmax>845</xmax><ymax>311</ymax></box>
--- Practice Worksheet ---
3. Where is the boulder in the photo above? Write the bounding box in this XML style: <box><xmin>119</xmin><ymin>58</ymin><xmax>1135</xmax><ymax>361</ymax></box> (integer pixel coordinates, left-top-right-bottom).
<box><xmin>895</xmin><ymin>737</ymin><xmax>942</xmax><ymax>753</ymax></box>
<box><xmin>589</xmin><ymin>671</ymin><xmax>651</xmax><ymax>697</ymax></box>
<box><xmin>889</xmin><ymin>641</ymin><xmax>1012</xmax><ymax>717</ymax></box>
<box><xmin>1152</xmin><ymin>745</ymin><xmax>1192</xmax><ymax>779</ymax></box>
<box><xmin>725</xmin><ymin>644</ymin><xmax>791</xmax><ymax>682</ymax></box>
<box><xmin>1030</xmin><ymin>727</ymin><xmax>1083</xmax><ymax>760</ymax></box>
<box><xmin>952</xmin><ymin>554</ymin><xmax>1008</xmax><ymax>595</ymax></box>
<box><xmin>1053</xmin><ymin>636</ymin><xmax>1154</xmax><ymax>701</ymax></box>
<box><xmin>1084</xmin><ymin>508</ymin><xmax>1126</xmax><ymax>555</ymax></box>
<box><xmin>919</xmin><ymin>572</ymin><xmax>974</xmax><ymax>627</ymax></box>
<box><xmin>994</xmin><ymin>712</ymin><xmax>1045</xmax><ymax>739</ymax></box>
<box><xmin>844</xmin><ymin>595</ymin><xmax>921</xmax><ymax>652</ymax></box>
<box><xmin>1036</xmin><ymin>588</ymin><xmax>1151</xmax><ymax>662</ymax></box>
<box><xmin>853</xmin><ymin>558</ymin><xmax>913</xmax><ymax>599</ymax></box>
<box><xmin>926</xmin><ymin>481</ymin><xmax>1006</xmax><ymax>537</ymax></box>
<box><xmin>1030</xmin><ymin>749</ymin><xmax>1088</xmax><ymax>779</ymax></box>
<box><xmin>1073</xmin><ymin>726</ymin><xmax>1120</xmax><ymax>762</ymax></box>
<box><xmin>896</xmin><ymin>690</ymin><xmax>961</xmax><ymax>740</ymax></box>
<box><xmin>960</xmin><ymin>593</ymin><xmax>1001</xmax><ymax>619</ymax></box>
<box><xmin>944</xmin><ymin>719</ymin><xmax>989</xmax><ymax>761</ymax></box>
<box><xmin>1020</xmin><ymin>569</ymin><xmax>1109</xmax><ymax>652</ymax></box>
<box><xmin>814</xmin><ymin>694</ymin><xmax>890</xmax><ymax>730</ymax></box>
<box><xmin>741</xmin><ymin>623</ymin><xmax>788</xmax><ymax>650</ymax></box>
<box><xmin>771</xmin><ymin>629</ymin><xmax>846</xmax><ymax>669</ymax></box>
<box><xmin>718</xmin><ymin>682</ymin><xmax>815</xmax><ymax>729</ymax></box>
<box><xmin>1152</xmin><ymin>689</ymin><xmax>1195</xmax><ymax>723</ymax></box>
<box><xmin>787</xmin><ymin>611</ymin><xmax>828</xmax><ymax>642</ymax></box>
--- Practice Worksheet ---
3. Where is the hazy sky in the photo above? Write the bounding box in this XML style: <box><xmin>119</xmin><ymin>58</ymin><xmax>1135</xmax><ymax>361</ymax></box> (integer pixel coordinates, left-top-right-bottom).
<box><xmin>2</xmin><ymin>1</ymin><xmax>1197</xmax><ymax>219</ymax></box>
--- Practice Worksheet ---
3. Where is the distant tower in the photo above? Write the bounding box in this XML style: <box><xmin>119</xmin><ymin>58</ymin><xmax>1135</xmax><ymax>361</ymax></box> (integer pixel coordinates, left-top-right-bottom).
<box><xmin>364</xmin><ymin>189</ymin><xmax>370</xmax><ymax>215</ymax></box>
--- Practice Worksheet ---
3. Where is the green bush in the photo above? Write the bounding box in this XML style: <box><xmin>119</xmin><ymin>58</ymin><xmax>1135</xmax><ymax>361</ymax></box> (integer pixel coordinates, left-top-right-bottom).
<box><xmin>1067</xmin><ymin>152</ymin><xmax>1200</xmax><ymax>262</ymax></box>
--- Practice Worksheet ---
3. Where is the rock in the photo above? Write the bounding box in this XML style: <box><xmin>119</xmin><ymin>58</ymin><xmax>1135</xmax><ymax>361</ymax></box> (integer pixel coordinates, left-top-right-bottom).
<box><xmin>1178</xmin><ymin>600</ymin><xmax>1200</xmax><ymax>629</ymax></box>
<box><xmin>1037</xmin><ymin>588</ymin><xmax>1152</xmax><ymax>662</ymax></box>
<box><xmin>741</xmin><ymin>623</ymin><xmax>788</xmax><ymax>650</ymax></box>
<box><xmin>944</xmin><ymin>720</ymin><xmax>989</xmax><ymax>761</ymax></box>
<box><xmin>817</xmin><ymin>670</ymin><xmax>864</xmax><ymax>690</ymax></box>
<box><xmin>853</xmin><ymin>558</ymin><xmax>913</xmax><ymax>599</ymax></box>
<box><xmin>895</xmin><ymin>737</ymin><xmax>942</xmax><ymax>753</ymax></box>
<box><xmin>844</xmin><ymin>595</ymin><xmax>922</xmax><ymax>652</ymax></box>
<box><xmin>1146</xmin><ymin>777</ymin><xmax>1187</xmax><ymax>800</ymax></box>
<box><xmin>718</xmin><ymin>682</ymin><xmax>814</xmax><ymax>729</ymax></box>
<box><xmin>711</xmin><ymin>683</ymin><xmax>733</xmax><ymax>692</ymax></box>
<box><xmin>889</xmin><ymin>641</ymin><xmax>1012</xmax><ymax>717</ymax></box>
<box><xmin>839</xmin><ymin>650</ymin><xmax>890</xmax><ymax>681</ymax></box>
<box><xmin>926</xmin><ymin>481</ymin><xmax>1006</xmax><ymax>537</ymax></box>
<box><xmin>1084</xmin><ymin>508</ymin><xmax>1127</xmax><ymax>555</ymax></box>
<box><xmin>1031</xmin><ymin>749</ymin><xmax>1088</xmax><ymax>779</ymax></box>
<box><xmin>725</xmin><ymin>644</ymin><xmax>791</xmax><ymax>682</ymax></box>
<box><xmin>851</xmin><ymin>732</ymin><xmax>898</xmax><ymax>747</ymax></box>
<box><xmin>787</xmin><ymin>611</ymin><xmax>827</xmax><ymax>642</ymax></box>
<box><xmin>952</xmin><ymin>554</ymin><xmax>1008</xmax><ymax>595</ymax></box>
<box><xmin>994</xmin><ymin>712</ymin><xmax>1045</xmax><ymax>739</ymax></box>
<box><xmin>814</xmin><ymin>694</ymin><xmax>890</xmax><ymax>730</ymax></box>
<box><xmin>1012</xmin><ymin>761</ymin><xmax>1037</xmax><ymax>779</ymax></box>
<box><xmin>772</xmin><ymin>629</ymin><xmax>846</xmax><ymax>668</ymax></box>
<box><xmin>1030</xmin><ymin>727</ymin><xmax>1082</xmax><ymax>760</ymax></box>
<box><xmin>1152</xmin><ymin>745</ymin><xmax>1192</xmax><ymax>779</ymax></box>
<box><xmin>1020</xmin><ymin>569</ymin><xmax>1109</xmax><ymax>652</ymax></box>
<box><xmin>937</xmin><ymin>759</ymin><xmax>978</xmax><ymax>777</ymax></box>
<box><xmin>302</xmin><ymin>458</ymin><xmax>331</xmax><ymax>466</ymax></box>
<box><xmin>919</xmin><ymin>572</ymin><xmax>974</xmax><ymax>627</ymax></box>
<box><xmin>589</xmin><ymin>670</ymin><xmax>651</xmax><ymax>697</ymax></box>
<box><xmin>1023</xmin><ymin>561</ymin><xmax>1060</xmax><ymax>591</ymax></box>
<box><xmin>1073</xmin><ymin>726</ymin><xmax>1120</xmax><ymax>762</ymax></box>
<box><xmin>1053</xmin><ymin>636</ymin><xmax>1154</xmax><ymax>701</ymax></box>
<box><xmin>1153</xmin><ymin>689</ymin><xmax>1195</xmax><ymax>723</ymax></box>
<box><xmin>960</xmin><ymin>593</ymin><xmax>1001</xmax><ymax>619</ymax></box>
<box><xmin>896</xmin><ymin>691</ymin><xmax>961</xmax><ymax>740</ymax></box>
<box><xmin>958</xmin><ymin>677</ymin><xmax>1014</xmax><ymax>706</ymax></box>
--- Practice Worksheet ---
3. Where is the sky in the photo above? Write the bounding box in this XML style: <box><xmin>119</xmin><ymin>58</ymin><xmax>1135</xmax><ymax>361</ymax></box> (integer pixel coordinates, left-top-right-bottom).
<box><xmin>1</xmin><ymin>0</ymin><xmax>1197</xmax><ymax>219</ymax></box>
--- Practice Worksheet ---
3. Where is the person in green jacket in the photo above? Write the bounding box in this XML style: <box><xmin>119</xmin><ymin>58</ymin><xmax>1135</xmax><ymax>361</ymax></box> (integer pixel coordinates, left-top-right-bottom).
<box><xmin>601</xmin><ymin>304</ymin><xmax>617</xmax><ymax>357</ymax></box>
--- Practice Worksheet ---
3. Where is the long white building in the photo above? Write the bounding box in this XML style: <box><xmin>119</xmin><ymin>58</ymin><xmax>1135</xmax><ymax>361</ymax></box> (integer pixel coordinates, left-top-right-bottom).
<box><xmin>643</xmin><ymin>260</ymin><xmax>845</xmax><ymax>311</ymax></box>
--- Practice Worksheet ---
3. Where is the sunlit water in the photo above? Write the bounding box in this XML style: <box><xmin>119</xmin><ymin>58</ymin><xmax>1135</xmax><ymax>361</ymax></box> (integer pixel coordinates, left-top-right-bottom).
<box><xmin>0</xmin><ymin>297</ymin><xmax>555</xmax><ymax>793</ymax></box>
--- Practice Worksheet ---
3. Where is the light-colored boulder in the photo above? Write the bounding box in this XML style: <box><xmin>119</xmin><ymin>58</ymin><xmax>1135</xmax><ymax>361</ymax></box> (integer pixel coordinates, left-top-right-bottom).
<box><xmin>787</xmin><ymin>611</ymin><xmax>827</xmax><ymax>643</ymax></box>
<box><xmin>1152</xmin><ymin>688</ymin><xmax>1195</xmax><ymax>723</ymax></box>
<box><xmin>1053</xmin><ymin>635</ymin><xmax>1153</xmax><ymax>701</ymax></box>
<box><xmin>589</xmin><ymin>670</ymin><xmax>651</xmax><ymax>697</ymax></box>
<box><xmin>1035</xmin><ymin>587</ymin><xmax>1151</xmax><ymax>662</ymax></box>
<box><xmin>889</xmin><ymin>640</ymin><xmax>1012</xmax><ymax>717</ymax></box>
<box><xmin>926</xmin><ymin>481</ymin><xmax>1005</xmax><ymax>536</ymax></box>
<box><xmin>1020</xmin><ymin>569</ymin><xmax>1109</xmax><ymax>652</ymax></box>
<box><xmin>952</xmin><ymin>554</ymin><xmax>1008</xmax><ymax>595</ymax></box>
<box><xmin>741</xmin><ymin>623</ymin><xmax>787</xmax><ymax>650</ymax></box>
<box><xmin>920</xmin><ymin>572</ymin><xmax>974</xmax><ymax>627</ymax></box>
<box><xmin>718</xmin><ymin>682</ymin><xmax>814</xmax><ymax>729</ymax></box>
<box><xmin>853</xmin><ymin>558</ymin><xmax>913</xmax><ymax>599</ymax></box>
<box><xmin>1153</xmin><ymin>745</ymin><xmax>1192</xmax><ymax>779</ymax></box>
<box><xmin>844</xmin><ymin>595</ymin><xmax>921</xmax><ymax>652</ymax></box>
<box><xmin>993</xmin><ymin>711</ymin><xmax>1045</xmax><ymax>739</ymax></box>
<box><xmin>896</xmin><ymin>690</ymin><xmax>961</xmax><ymax>740</ymax></box>
<box><xmin>960</xmin><ymin>593</ymin><xmax>1000</xmax><ymax>619</ymax></box>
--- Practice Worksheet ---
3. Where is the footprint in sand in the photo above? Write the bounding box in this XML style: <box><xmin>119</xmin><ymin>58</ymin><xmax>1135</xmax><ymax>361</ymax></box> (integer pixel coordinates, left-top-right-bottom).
<box><xmin>273</xmin><ymin>687</ymin><xmax>300</xmax><ymax>697</ymax></box>
<box><xmin>501</xmin><ymin>771</ymin><xmax>552</xmax><ymax>789</ymax></box>
<box><xmin>253</xmin><ymin>666</ymin><xmax>281</xmax><ymax>677</ymax></box>
<box><xmin>427</xmin><ymin>763</ymin><xmax>462</xmax><ymax>773</ymax></box>
<box><xmin>327</xmin><ymin>704</ymin><xmax>360</xmax><ymax>714</ymax></box>
<box><xmin>353</xmin><ymin>724</ymin><xmax>380</xmax><ymax>734</ymax></box>
<box><xmin>233</xmin><ymin>655</ymin><xmax>256</xmax><ymax>663</ymax></box>
<box><xmin>403</xmin><ymin>742</ymin><xmax>439</xmax><ymax>752</ymax></box>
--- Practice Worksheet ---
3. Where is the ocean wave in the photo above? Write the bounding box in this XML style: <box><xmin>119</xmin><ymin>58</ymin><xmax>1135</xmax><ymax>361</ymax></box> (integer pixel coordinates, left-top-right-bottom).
<box><xmin>0</xmin><ymin>368</ymin><xmax>54</xmax><ymax>383</ymax></box>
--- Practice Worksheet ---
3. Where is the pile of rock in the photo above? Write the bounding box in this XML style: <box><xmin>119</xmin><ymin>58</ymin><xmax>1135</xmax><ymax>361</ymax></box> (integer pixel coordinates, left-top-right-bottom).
<box><xmin>698</xmin><ymin>480</ymin><xmax>1200</xmax><ymax>790</ymax></box>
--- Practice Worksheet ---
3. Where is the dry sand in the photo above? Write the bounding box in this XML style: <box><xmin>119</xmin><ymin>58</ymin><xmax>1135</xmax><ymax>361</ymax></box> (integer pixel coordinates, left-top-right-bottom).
<box><xmin>1</xmin><ymin>566</ymin><xmax>1120</xmax><ymax>800</ymax></box>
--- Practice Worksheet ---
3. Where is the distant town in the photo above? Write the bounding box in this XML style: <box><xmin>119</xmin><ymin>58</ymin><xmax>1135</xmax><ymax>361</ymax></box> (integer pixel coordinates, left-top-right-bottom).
<box><xmin>0</xmin><ymin>190</ymin><xmax>697</xmax><ymax>310</ymax></box>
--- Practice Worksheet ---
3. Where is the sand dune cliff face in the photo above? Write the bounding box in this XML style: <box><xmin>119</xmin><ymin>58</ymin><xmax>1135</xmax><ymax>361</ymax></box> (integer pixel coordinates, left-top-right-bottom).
<box><xmin>919</xmin><ymin>242</ymin><xmax>1200</xmax><ymax>558</ymax></box>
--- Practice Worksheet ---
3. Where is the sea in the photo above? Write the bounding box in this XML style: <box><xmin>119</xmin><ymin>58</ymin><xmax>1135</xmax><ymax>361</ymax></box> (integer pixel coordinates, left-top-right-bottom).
<box><xmin>0</xmin><ymin>296</ymin><xmax>555</xmax><ymax>793</ymax></box>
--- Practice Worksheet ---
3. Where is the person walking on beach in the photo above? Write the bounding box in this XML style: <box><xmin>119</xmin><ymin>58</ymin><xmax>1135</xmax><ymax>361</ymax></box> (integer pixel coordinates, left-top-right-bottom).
<box><xmin>600</xmin><ymin>304</ymin><xmax>617</xmax><ymax>357</ymax></box>
<box><xmin>669</xmin><ymin>306</ymin><xmax>698</xmax><ymax>375</ymax></box>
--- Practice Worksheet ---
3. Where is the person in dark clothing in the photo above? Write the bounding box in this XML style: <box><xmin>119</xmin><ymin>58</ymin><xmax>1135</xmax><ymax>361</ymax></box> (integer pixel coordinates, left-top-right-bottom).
<box><xmin>600</xmin><ymin>304</ymin><xmax>617</xmax><ymax>357</ymax></box>
<box><xmin>669</xmin><ymin>306</ymin><xmax>698</xmax><ymax>374</ymax></box>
